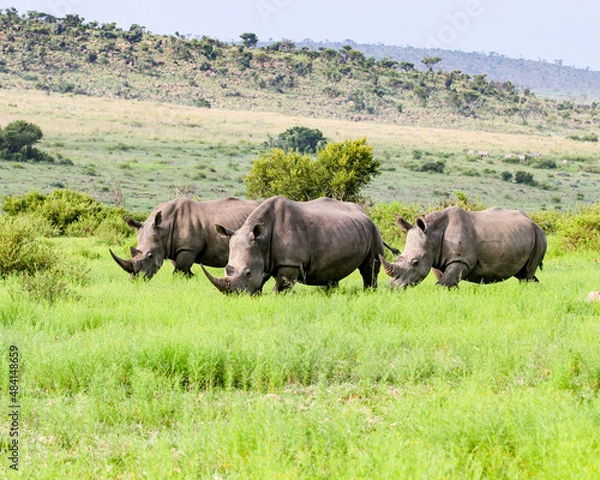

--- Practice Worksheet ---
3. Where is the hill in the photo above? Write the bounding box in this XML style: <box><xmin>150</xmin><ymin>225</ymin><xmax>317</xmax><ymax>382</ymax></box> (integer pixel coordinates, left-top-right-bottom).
<box><xmin>295</xmin><ymin>40</ymin><xmax>600</xmax><ymax>102</ymax></box>
<box><xmin>0</xmin><ymin>8</ymin><xmax>599</xmax><ymax>214</ymax></box>
<box><xmin>0</xmin><ymin>8</ymin><xmax>598</xmax><ymax>135</ymax></box>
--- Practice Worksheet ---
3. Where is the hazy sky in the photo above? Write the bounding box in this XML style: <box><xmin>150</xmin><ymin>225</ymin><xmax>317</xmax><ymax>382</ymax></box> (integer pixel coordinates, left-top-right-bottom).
<box><xmin>5</xmin><ymin>0</ymin><xmax>600</xmax><ymax>71</ymax></box>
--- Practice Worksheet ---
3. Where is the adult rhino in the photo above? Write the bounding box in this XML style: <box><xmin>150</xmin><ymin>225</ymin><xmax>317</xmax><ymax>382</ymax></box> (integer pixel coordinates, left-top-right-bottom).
<box><xmin>202</xmin><ymin>196</ymin><xmax>389</xmax><ymax>294</ymax></box>
<box><xmin>110</xmin><ymin>197</ymin><xmax>261</xmax><ymax>279</ymax></box>
<box><xmin>380</xmin><ymin>206</ymin><xmax>546</xmax><ymax>289</ymax></box>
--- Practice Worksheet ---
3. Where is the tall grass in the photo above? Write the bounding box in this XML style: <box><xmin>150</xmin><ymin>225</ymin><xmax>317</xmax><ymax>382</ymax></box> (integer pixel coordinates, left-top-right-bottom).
<box><xmin>1</xmin><ymin>236</ymin><xmax>599</xmax><ymax>477</ymax></box>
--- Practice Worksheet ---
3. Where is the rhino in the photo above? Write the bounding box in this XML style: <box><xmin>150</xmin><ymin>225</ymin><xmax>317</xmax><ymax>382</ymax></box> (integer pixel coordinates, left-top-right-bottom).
<box><xmin>110</xmin><ymin>197</ymin><xmax>261</xmax><ymax>279</ymax></box>
<box><xmin>201</xmin><ymin>196</ymin><xmax>390</xmax><ymax>294</ymax></box>
<box><xmin>380</xmin><ymin>206</ymin><xmax>547</xmax><ymax>289</ymax></box>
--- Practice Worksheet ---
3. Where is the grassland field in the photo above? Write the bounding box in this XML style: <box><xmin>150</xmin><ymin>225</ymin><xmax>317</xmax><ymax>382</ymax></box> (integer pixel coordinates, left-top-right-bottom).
<box><xmin>1</xmin><ymin>89</ymin><xmax>599</xmax><ymax>213</ymax></box>
<box><xmin>0</xmin><ymin>233</ymin><xmax>599</xmax><ymax>477</ymax></box>
<box><xmin>1</xmin><ymin>86</ymin><xmax>600</xmax><ymax>478</ymax></box>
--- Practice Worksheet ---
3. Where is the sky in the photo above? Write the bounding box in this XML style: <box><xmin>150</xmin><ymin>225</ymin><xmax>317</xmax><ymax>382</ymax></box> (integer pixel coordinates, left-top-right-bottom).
<box><xmin>4</xmin><ymin>0</ymin><xmax>600</xmax><ymax>71</ymax></box>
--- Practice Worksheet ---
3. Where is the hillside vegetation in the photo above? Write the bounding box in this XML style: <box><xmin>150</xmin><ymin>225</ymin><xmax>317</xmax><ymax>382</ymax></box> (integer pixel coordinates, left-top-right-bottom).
<box><xmin>299</xmin><ymin>40</ymin><xmax>600</xmax><ymax>102</ymax></box>
<box><xmin>0</xmin><ymin>8</ymin><xmax>599</xmax><ymax>135</ymax></box>
<box><xmin>1</xmin><ymin>88</ymin><xmax>599</xmax><ymax>213</ymax></box>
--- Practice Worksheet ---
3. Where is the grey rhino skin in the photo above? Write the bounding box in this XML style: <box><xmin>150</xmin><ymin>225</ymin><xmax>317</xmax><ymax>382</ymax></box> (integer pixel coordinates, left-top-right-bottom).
<box><xmin>110</xmin><ymin>197</ymin><xmax>261</xmax><ymax>279</ymax></box>
<box><xmin>202</xmin><ymin>196</ymin><xmax>385</xmax><ymax>294</ymax></box>
<box><xmin>380</xmin><ymin>206</ymin><xmax>547</xmax><ymax>288</ymax></box>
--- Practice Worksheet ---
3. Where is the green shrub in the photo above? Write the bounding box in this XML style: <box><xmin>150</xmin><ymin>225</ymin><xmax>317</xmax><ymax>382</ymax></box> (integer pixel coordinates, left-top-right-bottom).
<box><xmin>408</xmin><ymin>160</ymin><xmax>446</xmax><ymax>173</ymax></box>
<box><xmin>501</xmin><ymin>171</ymin><xmax>513</xmax><ymax>182</ymax></box>
<box><xmin>268</xmin><ymin>126</ymin><xmax>326</xmax><ymax>154</ymax></box>
<box><xmin>514</xmin><ymin>171</ymin><xmax>536</xmax><ymax>186</ymax></box>
<box><xmin>2</xmin><ymin>189</ymin><xmax>134</xmax><ymax>238</ymax></box>
<box><xmin>556</xmin><ymin>204</ymin><xmax>600</xmax><ymax>251</ymax></box>
<box><xmin>0</xmin><ymin>119</ymin><xmax>54</xmax><ymax>162</ymax></box>
<box><xmin>0</xmin><ymin>213</ymin><xmax>90</xmax><ymax>302</ymax></box>
<box><xmin>567</xmin><ymin>133</ymin><xmax>598</xmax><ymax>142</ymax></box>
<box><xmin>19</xmin><ymin>260</ymin><xmax>89</xmax><ymax>302</ymax></box>
<box><xmin>0</xmin><ymin>215</ymin><xmax>55</xmax><ymax>278</ymax></box>
<box><xmin>532</xmin><ymin>159</ymin><xmax>557</xmax><ymax>169</ymax></box>
<box><xmin>244</xmin><ymin>148</ymin><xmax>321</xmax><ymax>201</ymax></box>
<box><xmin>245</xmin><ymin>138</ymin><xmax>380</xmax><ymax>202</ymax></box>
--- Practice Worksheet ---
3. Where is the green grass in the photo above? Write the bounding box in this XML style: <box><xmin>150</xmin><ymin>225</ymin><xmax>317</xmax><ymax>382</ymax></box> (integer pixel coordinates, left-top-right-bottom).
<box><xmin>1</xmin><ymin>236</ymin><xmax>599</xmax><ymax>477</ymax></box>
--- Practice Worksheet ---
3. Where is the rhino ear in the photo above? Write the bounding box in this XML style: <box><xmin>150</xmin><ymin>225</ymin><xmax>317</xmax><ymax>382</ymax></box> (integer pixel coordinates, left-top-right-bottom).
<box><xmin>396</xmin><ymin>215</ymin><xmax>413</xmax><ymax>233</ymax></box>
<box><xmin>153</xmin><ymin>211</ymin><xmax>162</xmax><ymax>228</ymax></box>
<box><xmin>251</xmin><ymin>223</ymin><xmax>265</xmax><ymax>240</ymax></box>
<box><xmin>416</xmin><ymin>216</ymin><xmax>427</xmax><ymax>233</ymax></box>
<box><xmin>216</xmin><ymin>224</ymin><xmax>236</xmax><ymax>238</ymax></box>
<box><xmin>125</xmin><ymin>216</ymin><xmax>143</xmax><ymax>230</ymax></box>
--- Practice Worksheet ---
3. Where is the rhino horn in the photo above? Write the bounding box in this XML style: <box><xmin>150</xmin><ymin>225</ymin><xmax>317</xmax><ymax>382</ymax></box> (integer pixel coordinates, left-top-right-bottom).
<box><xmin>110</xmin><ymin>249</ymin><xmax>135</xmax><ymax>274</ymax></box>
<box><xmin>378</xmin><ymin>254</ymin><xmax>398</xmax><ymax>277</ymax></box>
<box><xmin>201</xmin><ymin>265</ymin><xmax>233</xmax><ymax>294</ymax></box>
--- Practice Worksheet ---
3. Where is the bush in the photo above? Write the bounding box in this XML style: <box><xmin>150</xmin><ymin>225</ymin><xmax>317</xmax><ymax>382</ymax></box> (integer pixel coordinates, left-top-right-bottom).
<box><xmin>316</xmin><ymin>138</ymin><xmax>380</xmax><ymax>201</ymax></box>
<box><xmin>244</xmin><ymin>149</ymin><xmax>321</xmax><ymax>201</ymax></box>
<box><xmin>567</xmin><ymin>133</ymin><xmax>598</xmax><ymax>142</ymax></box>
<box><xmin>532</xmin><ymin>159</ymin><xmax>557</xmax><ymax>169</ymax></box>
<box><xmin>1</xmin><ymin>119</ymin><xmax>42</xmax><ymax>153</ymax></box>
<box><xmin>0</xmin><ymin>215</ymin><xmax>55</xmax><ymax>278</ymax></box>
<box><xmin>0</xmin><ymin>210</ymin><xmax>91</xmax><ymax>302</ymax></box>
<box><xmin>408</xmin><ymin>161</ymin><xmax>446</xmax><ymax>173</ymax></box>
<box><xmin>0</xmin><ymin>119</ymin><xmax>53</xmax><ymax>162</ymax></box>
<box><xmin>19</xmin><ymin>260</ymin><xmax>89</xmax><ymax>303</ymax></box>
<box><xmin>269</xmin><ymin>126</ymin><xmax>326</xmax><ymax>154</ymax></box>
<box><xmin>514</xmin><ymin>171</ymin><xmax>536</xmax><ymax>186</ymax></box>
<box><xmin>245</xmin><ymin>138</ymin><xmax>380</xmax><ymax>202</ymax></box>
<box><xmin>2</xmin><ymin>189</ymin><xmax>135</xmax><ymax>238</ymax></box>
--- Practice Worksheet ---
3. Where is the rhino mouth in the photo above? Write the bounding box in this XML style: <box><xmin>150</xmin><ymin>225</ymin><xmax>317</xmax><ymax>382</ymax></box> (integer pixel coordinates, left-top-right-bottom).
<box><xmin>201</xmin><ymin>265</ymin><xmax>263</xmax><ymax>295</ymax></box>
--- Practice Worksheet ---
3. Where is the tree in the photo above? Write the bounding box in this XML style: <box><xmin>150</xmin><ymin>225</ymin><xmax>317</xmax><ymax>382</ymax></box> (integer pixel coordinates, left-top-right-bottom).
<box><xmin>240</xmin><ymin>32</ymin><xmax>258</xmax><ymax>48</ymax></box>
<box><xmin>244</xmin><ymin>149</ymin><xmax>321</xmax><ymax>201</ymax></box>
<box><xmin>124</xmin><ymin>24</ymin><xmax>145</xmax><ymax>45</ymax></box>
<box><xmin>315</xmin><ymin>138</ymin><xmax>380</xmax><ymax>201</ymax></box>
<box><xmin>421</xmin><ymin>56</ymin><xmax>442</xmax><ymax>72</ymax></box>
<box><xmin>245</xmin><ymin>138</ymin><xmax>380</xmax><ymax>202</ymax></box>
<box><xmin>271</xmin><ymin>126</ymin><xmax>326</xmax><ymax>154</ymax></box>
<box><xmin>1</xmin><ymin>120</ymin><xmax>43</xmax><ymax>153</ymax></box>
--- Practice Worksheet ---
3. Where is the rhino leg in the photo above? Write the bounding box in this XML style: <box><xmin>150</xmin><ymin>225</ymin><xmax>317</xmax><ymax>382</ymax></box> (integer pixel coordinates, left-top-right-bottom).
<box><xmin>436</xmin><ymin>262</ymin><xmax>470</xmax><ymax>288</ymax></box>
<box><xmin>273</xmin><ymin>267</ymin><xmax>300</xmax><ymax>293</ymax></box>
<box><xmin>173</xmin><ymin>250</ymin><xmax>197</xmax><ymax>277</ymax></box>
<box><xmin>359</xmin><ymin>257</ymin><xmax>380</xmax><ymax>290</ymax></box>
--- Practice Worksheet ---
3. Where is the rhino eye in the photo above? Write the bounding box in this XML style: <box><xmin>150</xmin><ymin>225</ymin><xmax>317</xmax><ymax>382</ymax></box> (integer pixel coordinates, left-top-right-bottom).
<box><xmin>148</xmin><ymin>252</ymin><xmax>153</xmax><ymax>258</ymax></box>
<box><xmin>410</xmin><ymin>258</ymin><xmax>419</xmax><ymax>266</ymax></box>
<box><xmin>243</xmin><ymin>268</ymin><xmax>251</xmax><ymax>277</ymax></box>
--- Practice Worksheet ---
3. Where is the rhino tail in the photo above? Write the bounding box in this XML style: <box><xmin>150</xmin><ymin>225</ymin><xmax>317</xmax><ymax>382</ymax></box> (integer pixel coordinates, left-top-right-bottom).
<box><xmin>383</xmin><ymin>241</ymin><xmax>399</xmax><ymax>255</ymax></box>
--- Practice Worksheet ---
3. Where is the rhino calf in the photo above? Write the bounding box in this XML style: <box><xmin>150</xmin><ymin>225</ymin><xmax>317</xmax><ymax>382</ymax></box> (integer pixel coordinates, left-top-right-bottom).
<box><xmin>110</xmin><ymin>197</ymin><xmax>260</xmax><ymax>279</ymax></box>
<box><xmin>380</xmin><ymin>206</ymin><xmax>547</xmax><ymax>289</ymax></box>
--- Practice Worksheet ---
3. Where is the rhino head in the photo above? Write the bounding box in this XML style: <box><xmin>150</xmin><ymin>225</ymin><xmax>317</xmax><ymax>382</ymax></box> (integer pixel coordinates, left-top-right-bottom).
<box><xmin>380</xmin><ymin>215</ymin><xmax>436</xmax><ymax>289</ymax></box>
<box><xmin>202</xmin><ymin>223</ymin><xmax>268</xmax><ymax>295</ymax></box>
<box><xmin>110</xmin><ymin>212</ymin><xmax>166</xmax><ymax>280</ymax></box>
